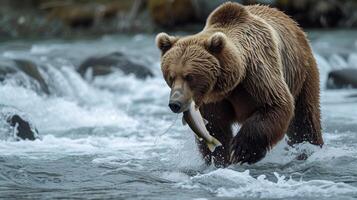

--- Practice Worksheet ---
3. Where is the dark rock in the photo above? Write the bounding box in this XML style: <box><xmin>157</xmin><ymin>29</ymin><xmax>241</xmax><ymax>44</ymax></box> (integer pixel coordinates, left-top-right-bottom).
<box><xmin>0</xmin><ymin>58</ymin><xmax>50</xmax><ymax>94</ymax></box>
<box><xmin>295</xmin><ymin>152</ymin><xmax>309</xmax><ymax>161</ymax></box>
<box><xmin>78</xmin><ymin>52</ymin><xmax>153</xmax><ymax>79</ymax></box>
<box><xmin>327</xmin><ymin>68</ymin><xmax>357</xmax><ymax>89</ymax></box>
<box><xmin>7</xmin><ymin>114</ymin><xmax>37</xmax><ymax>140</ymax></box>
<box><xmin>0</xmin><ymin>105</ymin><xmax>39</xmax><ymax>141</ymax></box>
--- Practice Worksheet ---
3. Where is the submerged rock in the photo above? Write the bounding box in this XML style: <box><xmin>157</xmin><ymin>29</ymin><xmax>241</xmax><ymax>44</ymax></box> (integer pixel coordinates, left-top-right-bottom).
<box><xmin>0</xmin><ymin>106</ymin><xmax>39</xmax><ymax>141</ymax></box>
<box><xmin>327</xmin><ymin>68</ymin><xmax>357</xmax><ymax>89</ymax></box>
<box><xmin>78</xmin><ymin>52</ymin><xmax>153</xmax><ymax>79</ymax></box>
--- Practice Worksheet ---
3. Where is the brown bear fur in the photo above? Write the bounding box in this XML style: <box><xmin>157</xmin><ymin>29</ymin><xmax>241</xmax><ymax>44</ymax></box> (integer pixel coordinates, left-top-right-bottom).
<box><xmin>156</xmin><ymin>2</ymin><xmax>323</xmax><ymax>166</ymax></box>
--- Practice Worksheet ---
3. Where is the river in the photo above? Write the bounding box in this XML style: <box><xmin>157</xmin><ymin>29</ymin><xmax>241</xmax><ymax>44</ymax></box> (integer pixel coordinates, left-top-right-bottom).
<box><xmin>0</xmin><ymin>30</ymin><xmax>356</xmax><ymax>199</ymax></box>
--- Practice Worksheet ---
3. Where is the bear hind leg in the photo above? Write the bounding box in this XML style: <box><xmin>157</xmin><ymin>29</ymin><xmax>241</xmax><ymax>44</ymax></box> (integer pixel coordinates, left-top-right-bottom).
<box><xmin>287</xmin><ymin>70</ymin><xmax>323</xmax><ymax>146</ymax></box>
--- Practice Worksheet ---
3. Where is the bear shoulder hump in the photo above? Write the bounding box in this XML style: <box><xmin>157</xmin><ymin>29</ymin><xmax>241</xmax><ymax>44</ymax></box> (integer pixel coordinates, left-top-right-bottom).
<box><xmin>207</xmin><ymin>2</ymin><xmax>249</xmax><ymax>26</ymax></box>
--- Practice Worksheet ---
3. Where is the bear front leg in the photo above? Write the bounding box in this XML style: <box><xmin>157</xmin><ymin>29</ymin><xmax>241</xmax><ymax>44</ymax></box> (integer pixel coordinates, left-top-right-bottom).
<box><xmin>198</xmin><ymin>100</ymin><xmax>235</xmax><ymax>167</ymax></box>
<box><xmin>230</xmin><ymin>103</ymin><xmax>294</xmax><ymax>164</ymax></box>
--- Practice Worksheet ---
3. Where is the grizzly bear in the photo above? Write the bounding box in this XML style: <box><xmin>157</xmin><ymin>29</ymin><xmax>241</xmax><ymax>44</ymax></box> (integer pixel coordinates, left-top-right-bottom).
<box><xmin>156</xmin><ymin>2</ymin><xmax>323</xmax><ymax>166</ymax></box>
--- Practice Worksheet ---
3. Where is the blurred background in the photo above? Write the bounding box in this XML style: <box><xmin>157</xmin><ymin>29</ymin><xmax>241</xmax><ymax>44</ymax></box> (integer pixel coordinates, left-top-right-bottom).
<box><xmin>1</xmin><ymin>0</ymin><xmax>357</xmax><ymax>38</ymax></box>
<box><xmin>0</xmin><ymin>1</ymin><xmax>357</xmax><ymax>199</ymax></box>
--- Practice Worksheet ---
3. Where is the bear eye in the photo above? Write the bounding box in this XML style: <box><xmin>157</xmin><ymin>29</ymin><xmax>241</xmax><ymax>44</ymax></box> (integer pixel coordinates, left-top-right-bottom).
<box><xmin>184</xmin><ymin>74</ymin><xmax>193</xmax><ymax>82</ymax></box>
<box><xmin>168</xmin><ymin>75</ymin><xmax>174</xmax><ymax>86</ymax></box>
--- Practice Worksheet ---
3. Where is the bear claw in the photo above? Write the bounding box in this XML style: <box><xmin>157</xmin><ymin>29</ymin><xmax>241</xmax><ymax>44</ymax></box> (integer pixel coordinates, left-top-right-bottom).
<box><xmin>230</xmin><ymin>134</ymin><xmax>268</xmax><ymax>165</ymax></box>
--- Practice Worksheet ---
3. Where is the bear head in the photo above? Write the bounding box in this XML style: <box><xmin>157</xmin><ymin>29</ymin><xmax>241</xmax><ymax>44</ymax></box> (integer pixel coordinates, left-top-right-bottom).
<box><xmin>156</xmin><ymin>31</ymin><xmax>243</xmax><ymax>113</ymax></box>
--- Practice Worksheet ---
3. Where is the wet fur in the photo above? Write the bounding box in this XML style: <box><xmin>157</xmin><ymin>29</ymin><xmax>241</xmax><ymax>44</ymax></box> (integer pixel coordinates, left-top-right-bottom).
<box><xmin>157</xmin><ymin>2</ymin><xmax>323</xmax><ymax>166</ymax></box>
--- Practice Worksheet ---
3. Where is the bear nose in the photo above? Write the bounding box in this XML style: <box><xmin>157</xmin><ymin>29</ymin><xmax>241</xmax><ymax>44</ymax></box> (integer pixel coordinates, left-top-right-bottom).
<box><xmin>168</xmin><ymin>101</ymin><xmax>182</xmax><ymax>113</ymax></box>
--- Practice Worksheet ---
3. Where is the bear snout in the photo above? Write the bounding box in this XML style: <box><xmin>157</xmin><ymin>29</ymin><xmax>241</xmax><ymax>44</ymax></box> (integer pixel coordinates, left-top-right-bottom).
<box><xmin>168</xmin><ymin>101</ymin><xmax>182</xmax><ymax>113</ymax></box>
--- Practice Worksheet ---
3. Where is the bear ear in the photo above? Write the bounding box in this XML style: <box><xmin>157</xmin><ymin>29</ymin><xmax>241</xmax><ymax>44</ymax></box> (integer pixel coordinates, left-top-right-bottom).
<box><xmin>155</xmin><ymin>32</ymin><xmax>179</xmax><ymax>54</ymax></box>
<box><xmin>205</xmin><ymin>32</ymin><xmax>227</xmax><ymax>53</ymax></box>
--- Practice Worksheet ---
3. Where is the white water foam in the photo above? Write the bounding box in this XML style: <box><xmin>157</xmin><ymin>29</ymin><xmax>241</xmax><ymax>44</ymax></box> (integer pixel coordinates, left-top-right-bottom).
<box><xmin>180</xmin><ymin>168</ymin><xmax>357</xmax><ymax>198</ymax></box>
<box><xmin>0</xmin><ymin>83</ymin><xmax>137</xmax><ymax>132</ymax></box>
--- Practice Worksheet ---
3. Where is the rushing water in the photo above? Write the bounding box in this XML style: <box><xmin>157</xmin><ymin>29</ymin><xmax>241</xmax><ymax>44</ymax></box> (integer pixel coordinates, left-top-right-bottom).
<box><xmin>0</xmin><ymin>31</ymin><xmax>357</xmax><ymax>200</ymax></box>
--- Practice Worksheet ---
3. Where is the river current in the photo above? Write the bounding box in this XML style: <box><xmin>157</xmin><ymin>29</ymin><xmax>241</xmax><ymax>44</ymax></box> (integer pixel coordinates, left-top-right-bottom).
<box><xmin>0</xmin><ymin>31</ymin><xmax>356</xmax><ymax>199</ymax></box>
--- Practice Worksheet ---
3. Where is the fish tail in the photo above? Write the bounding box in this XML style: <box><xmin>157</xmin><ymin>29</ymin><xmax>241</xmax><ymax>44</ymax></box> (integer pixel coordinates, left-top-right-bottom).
<box><xmin>207</xmin><ymin>137</ymin><xmax>222</xmax><ymax>152</ymax></box>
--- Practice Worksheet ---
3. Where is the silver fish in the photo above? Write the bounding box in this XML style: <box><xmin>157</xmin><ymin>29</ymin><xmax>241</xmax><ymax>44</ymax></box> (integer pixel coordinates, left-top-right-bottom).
<box><xmin>182</xmin><ymin>101</ymin><xmax>222</xmax><ymax>152</ymax></box>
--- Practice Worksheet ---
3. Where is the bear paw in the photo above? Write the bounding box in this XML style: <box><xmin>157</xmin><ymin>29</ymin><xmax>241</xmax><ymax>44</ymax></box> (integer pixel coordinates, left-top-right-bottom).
<box><xmin>229</xmin><ymin>133</ymin><xmax>268</xmax><ymax>165</ymax></box>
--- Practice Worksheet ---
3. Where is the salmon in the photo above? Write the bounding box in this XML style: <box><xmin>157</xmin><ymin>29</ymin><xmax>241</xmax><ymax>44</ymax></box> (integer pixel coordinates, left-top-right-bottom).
<box><xmin>182</xmin><ymin>101</ymin><xmax>222</xmax><ymax>152</ymax></box>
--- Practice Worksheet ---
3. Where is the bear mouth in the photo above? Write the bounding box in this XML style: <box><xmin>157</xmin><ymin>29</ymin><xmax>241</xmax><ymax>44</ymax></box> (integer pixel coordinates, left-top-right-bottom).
<box><xmin>168</xmin><ymin>88</ymin><xmax>192</xmax><ymax>113</ymax></box>
<box><xmin>168</xmin><ymin>99</ymin><xmax>191</xmax><ymax>113</ymax></box>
